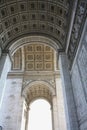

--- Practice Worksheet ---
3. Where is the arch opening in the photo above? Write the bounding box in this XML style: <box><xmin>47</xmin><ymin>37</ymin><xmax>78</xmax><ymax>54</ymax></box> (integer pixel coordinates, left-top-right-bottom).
<box><xmin>22</xmin><ymin>80</ymin><xmax>55</xmax><ymax>106</ymax></box>
<box><xmin>28</xmin><ymin>99</ymin><xmax>52</xmax><ymax>130</ymax></box>
<box><xmin>6</xmin><ymin>34</ymin><xmax>67</xmax><ymax>130</ymax></box>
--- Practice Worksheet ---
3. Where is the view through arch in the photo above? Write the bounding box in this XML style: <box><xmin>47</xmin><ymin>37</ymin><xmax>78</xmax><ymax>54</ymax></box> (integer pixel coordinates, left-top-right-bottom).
<box><xmin>28</xmin><ymin>99</ymin><xmax>52</xmax><ymax>130</ymax></box>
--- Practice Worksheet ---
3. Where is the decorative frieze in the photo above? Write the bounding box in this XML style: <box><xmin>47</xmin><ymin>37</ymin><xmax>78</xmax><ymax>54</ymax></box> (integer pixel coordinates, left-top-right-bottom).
<box><xmin>67</xmin><ymin>0</ymin><xmax>87</xmax><ymax>68</ymax></box>
<box><xmin>22</xmin><ymin>79</ymin><xmax>55</xmax><ymax>89</ymax></box>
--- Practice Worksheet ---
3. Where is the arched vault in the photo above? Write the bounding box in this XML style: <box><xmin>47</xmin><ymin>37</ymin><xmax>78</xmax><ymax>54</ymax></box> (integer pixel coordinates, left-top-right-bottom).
<box><xmin>9</xmin><ymin>36</ymin><xmax>59</xmax><ymax>54</ymax></box>
<box><xmin>0</xmin><ymin>0</ymin><xmax>71</xmax><ymax>51</ymax></box>
<box><xmin>22</xmin><ymin>80</ymin><xmax>56</xmax><ymax>106</ymax></box>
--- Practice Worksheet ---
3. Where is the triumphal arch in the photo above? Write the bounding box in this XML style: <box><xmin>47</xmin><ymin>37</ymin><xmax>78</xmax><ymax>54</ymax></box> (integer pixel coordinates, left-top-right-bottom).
<box><xmin>0</xmin><ymin>0</ymin><xmax>87</xmax><ymax>130</ymax></box>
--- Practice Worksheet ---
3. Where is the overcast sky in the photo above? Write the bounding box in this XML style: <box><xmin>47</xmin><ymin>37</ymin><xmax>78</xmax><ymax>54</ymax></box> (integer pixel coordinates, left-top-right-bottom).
<box><xmin>28</xmin><ymin>99</ymin><xmax>52</xmax><ymax>130</ymax></box>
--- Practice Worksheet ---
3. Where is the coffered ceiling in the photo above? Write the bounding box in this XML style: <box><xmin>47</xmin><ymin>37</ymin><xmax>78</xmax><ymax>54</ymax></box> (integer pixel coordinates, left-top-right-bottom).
<box><xmin>12</xmin><ymin>43</ymin><xmax>55</xmax><ymax>71</ymax></box>
<box><xmin>0</xmin><ymin>0</ymin><xmax>70</xmax><ymax>51</ymax></box>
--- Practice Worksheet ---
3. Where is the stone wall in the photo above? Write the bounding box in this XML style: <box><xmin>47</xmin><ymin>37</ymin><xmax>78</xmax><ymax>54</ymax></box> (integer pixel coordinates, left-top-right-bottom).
<box><xmin>71</xmin><ymin>19</ymin><xmax>87</xmax><ymax>130</ymax></box>
<box><xmin>0</xmin><ymin>78</ymin><xmax>23</xmax><ymax>130</ymax></box>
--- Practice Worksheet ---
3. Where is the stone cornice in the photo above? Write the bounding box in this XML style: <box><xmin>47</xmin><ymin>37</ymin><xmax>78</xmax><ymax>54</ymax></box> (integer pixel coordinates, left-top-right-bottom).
<box><xmin>7</xmin><ymin>70</ymin><xmax>60</xmax><ymax>79</ymax></box>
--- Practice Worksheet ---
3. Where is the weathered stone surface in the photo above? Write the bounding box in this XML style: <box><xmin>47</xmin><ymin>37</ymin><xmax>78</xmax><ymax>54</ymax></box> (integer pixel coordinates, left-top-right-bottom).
<box><xmin>78</xmin><ymin>45</ymin><xmax>87</xmax><ymax>98</ymax></box>
<box><xmin>59</xmin><ymin>53</ymin><xmax>79</xmax><ymax>130</ymax></box>
<box><xmin>0</xmin><ymin>78</ymin><xmax>23</xmax><ymax>130</ymax></box>
<box><xmin>71</xmin><ymin>19</ymin><xmax>87</xmax><ymax>130</ymax></box>
<box><xmin>67</xmin><ymin>1</ymin><xmax>87</xmax><ymax>68</ymax></box>
<box><xmin>0</xmin><ymin>54</ymin><xmax>11</xmax><ymax>109</ymax></box>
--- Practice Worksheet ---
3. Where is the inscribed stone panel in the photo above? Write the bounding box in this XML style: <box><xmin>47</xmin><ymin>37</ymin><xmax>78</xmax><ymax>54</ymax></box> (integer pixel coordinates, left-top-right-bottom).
<box><xmin>35</xmin><ymin>44</ymin><xmax>43</xmax><ymax>52</ymax></box>
<box><xmin>25</xmin><ymin>45</ymin><xmax>34</xmax><ymax>52</ymax></box>
<box><xmin>44</xmin><ymin>62</ymin><xmax>53</xmax><ymax>70</ymax></box>
<box><xmin>26</xmin><ymin>54</ymin><xmax>34</xmax><ymax>61</ymax></box>
<box><xmin>12</xmin><ymin>48</ymin><xmax>21</xmax><ymax>70</ymax></box>
<box><xmin>35</xmin><ymin>62</ymin><xmax>43</xmax><ymax>70</ymax></box>
<box><xmin>44</xmin><ymin>53</ymin><xmax>53</xmax><ymax>61</ymax></box>
<box><xmin>71</xmin><ymin>63</ymin><xmax>87</xmax><ymax>121</ymax></box>
<box><xmin>26</xmin><ymin>62</ymin><xmax>34</xmax><ymax>71</ymax></box>
<box><xmin>78</xmin><ymin>45</ymin><xmax>87</xmax><ymax>96</ymax></box>
<box><xmin>35</xmin><ymin>53</ymin><xmax>43</xmax><ymax>61</ymax></box>
<box><xmin>44</xmin><ymin>46</ymin><xmax>52</xmax><ymax>52</ymax></box>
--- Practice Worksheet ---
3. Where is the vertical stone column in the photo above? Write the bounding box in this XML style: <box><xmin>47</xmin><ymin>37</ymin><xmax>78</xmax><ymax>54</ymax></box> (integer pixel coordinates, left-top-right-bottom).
<box><xmin>52</xmin><ymin>95</ymin><xmax>59</xmax><ymax>130</ymax></box>
<box><xmin>25</xmin><ymin>106</ymin><xmax>30</xmax><ymax>130</ymax></box>
<box><xmin>26</xmin><ymin>107</ymin><xmax>30</xmax><ymax>130</ymax></box>
<box><xmin>0</xmin><ymin>53</ymin><xmax>11</xmax><ymax>109</ymax></box>
<box><xmin>21</xmin><ymin>99</ymin><xmax>28</xmax><ymax>130</ymax></box>
<box><xmin>59</xmin><ymin>52</ymin><xmax>79</xmax><ymax>130</ymax></box>
<box><xmin>0</xmin><ymin>77</ymin><xmax>24</xmax><ymax>130</ymax></box>
<box><xmin>55</xmin><ymin>76</ymin><xmax>67</xmax><ymax>130</ymax></box>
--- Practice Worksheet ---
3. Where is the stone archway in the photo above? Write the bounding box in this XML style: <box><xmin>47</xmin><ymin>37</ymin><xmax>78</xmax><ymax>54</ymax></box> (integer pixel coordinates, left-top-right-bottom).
<box><xmin>0</xmin><ymin>36</ymin><xmax>78</xmax><ymax>130</ymax></box>
<box><xmin>8</xmin><ymin>40</ymin><xmax>67</xmax><ymax>130</ymax></box>
<box><xmin>22</xmin><ymin>80</ymin><xmax>56</xmax><ymax>104</ymax></box>
<box><xmin>0</xmin><ymin>0</ymin><xmax>86</xmax><ymax>129</ymax></box>
<box><xmin>9</xmin><ymin>36</ymin><xmax>59</xmax><ymax>55</ymax></box>
<box><xmin>22</xmin><ymin>80</ymin><xmax>56</xmax><ymax>130</ymax></box>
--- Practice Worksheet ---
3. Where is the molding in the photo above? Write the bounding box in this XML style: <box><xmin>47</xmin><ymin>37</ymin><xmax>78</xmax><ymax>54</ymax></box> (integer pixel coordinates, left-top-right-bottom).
<box><xmin>7</xmin><ymin>70</ymin><xmax>60</xmax><ymax>79</ymax></box>
<box><xmin>0</xmin><ymin>47</ymin><xmax>2</xmax><ymax>58</ymax></box>
<box><xmin>9</xmin><ymin>36</ymin><xmax>59</xmax><ymax>54</ymax></box>
<box><xmin>71</xmin><ymin>18</ymin><xmax>87</xmax><ymax>73</ymax></box>
<box><xmin>66</xmin><ymin>0</ymin><xmax>78</xmax><ymax>53</ymax></box>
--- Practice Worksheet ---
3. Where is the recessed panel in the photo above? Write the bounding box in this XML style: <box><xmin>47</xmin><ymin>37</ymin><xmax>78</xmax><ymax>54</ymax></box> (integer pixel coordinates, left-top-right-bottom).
<box><xmin>35</xmin><ymin>62</ymin><xmax>43</xmax><ymax>70</ymax></box>
<box><xmin>26</xmin><ymin>62</ymin><xmax>34</xmax><ymax>71</ymax></box>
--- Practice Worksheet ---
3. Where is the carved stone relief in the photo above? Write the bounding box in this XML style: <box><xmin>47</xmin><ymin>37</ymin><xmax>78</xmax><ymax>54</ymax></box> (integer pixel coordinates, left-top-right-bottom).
<box><xmin>78</xmin><ymin>45</ymin><xmax>87</xmax><ymax>98</ymax></box>
<box><xmin>12</xmin><ymin>48</ymin><xmax>22</xmax><ymax>70</ymax></box>
<box><xmin>68</xmin><ymin>1</ymin><xmax>87</xmax><ymax>68</ymax></box>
